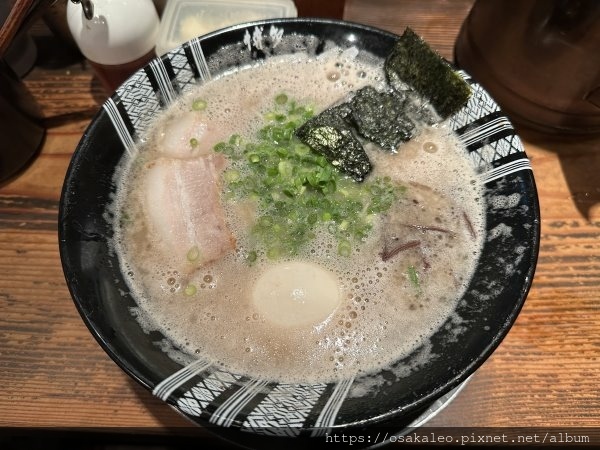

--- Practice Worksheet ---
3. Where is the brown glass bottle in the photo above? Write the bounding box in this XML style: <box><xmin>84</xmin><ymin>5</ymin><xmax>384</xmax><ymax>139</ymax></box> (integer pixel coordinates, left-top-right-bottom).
<box><xmin>454</xmin><ymin>0</ymin><xmax>600</xmax><ymax>134</ymax></box>
<box><xmin>88</xmin><ymin>48</ymin><xmax>157</xmax><ymax>93</ymax></box>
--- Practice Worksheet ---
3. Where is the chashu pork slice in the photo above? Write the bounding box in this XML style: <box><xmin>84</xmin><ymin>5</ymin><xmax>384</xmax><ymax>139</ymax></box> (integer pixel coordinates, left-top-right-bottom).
<box><xmin>143</xmin><ymin>154</ymin><xmax>235</xmax><ymax>270</ymax></box>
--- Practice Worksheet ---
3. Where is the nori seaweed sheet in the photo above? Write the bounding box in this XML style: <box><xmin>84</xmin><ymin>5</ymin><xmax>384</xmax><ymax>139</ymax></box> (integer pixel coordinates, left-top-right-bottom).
<box><xmin>385</xmin><ymin>27</ymin><xmax>471</xmax><ymax>119</ymax></box>
<box><xmin>295</xmin><ymin>104</ymin><xmax>372</xmax><ymax>182</ymax></box>
<box><xmin>296</xmin><ymin>27</ymin><xmax>470</xmax><ymax>179</ymax></box>
<box><xmin>348</xmin><ymin>86</ymin><xmax>415</xmax><ymax>151</ymax></box>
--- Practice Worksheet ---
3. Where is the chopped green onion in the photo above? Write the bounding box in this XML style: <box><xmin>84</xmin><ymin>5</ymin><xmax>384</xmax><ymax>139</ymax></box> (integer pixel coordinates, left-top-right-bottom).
<box><xmin>338</xmin><ymin>240</ymin><xmax>352</xmax><ymax>257</ymax></box>
<box><xmin>246</xmin><ymin>250</ymin><xmax>257</xmax><ymax>264</ymax></box>
<box><xmin>192</xmin><ymin>99</ymin><xmax>207</xmax><ymax>111</ymax></box>
<box><xmin>258</xmin><ymin>216</ymin><xmax>272</xmax><ymax>227</ymax></box>
<box><xmin>184</xmin><ymin>284</ymin><xmax>197</xmax><ymax>296</ymax></box>
<box><xmin>213</xmin><ymin>142</ymin><xmax>236</xmax><ymax>156</ymax></box>
<box><xmin>275</xmin><ymin>93</ymin><xmax>288</xmax><ymax>105</ymax></box>
<box><xmin>266</xmin><ymin>247</ymin><xmax>281</xmax><ymax>259</ymax></box>
<box><xmin>190</xmin><ymin>137</ymin><xmax>198</xmax><ymax>148</ymax></box>
<box><xmin>220</xmin><ymin>96</ymin><xmax>403</xmax><ymax>259</ymax></box>
<box><xmin>187</xmin><ymin>246</ymin><xmax>200</xmax><ymax>262</ymax></box>
<box><xmin>407</xmin><ymin>265</ymin><xmax>421</xmax><ymax>293</ymax></box>
<box><xmin>278</xmin><ymin>160</ymin><xmax>293</xmax><ymax>178</ymax></box>
<box><xmin>223</xmin><ymin>170</ymin><xmax>240</xmax><ymax>183</ymax></box>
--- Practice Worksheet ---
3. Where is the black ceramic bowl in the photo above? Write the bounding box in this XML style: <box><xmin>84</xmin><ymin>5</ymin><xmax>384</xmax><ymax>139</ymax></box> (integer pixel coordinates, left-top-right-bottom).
<box><xmin>59</xmin><ymin>18</ymin><xmax>540</xmax><ymax>446</ymax></box>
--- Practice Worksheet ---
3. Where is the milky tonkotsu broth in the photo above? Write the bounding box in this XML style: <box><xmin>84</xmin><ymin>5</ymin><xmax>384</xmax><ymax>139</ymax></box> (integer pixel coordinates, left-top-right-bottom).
<box><xmin>112</xmin><ymin>48</ymin><xmax>485</xmax><ymax>383</ymax></box>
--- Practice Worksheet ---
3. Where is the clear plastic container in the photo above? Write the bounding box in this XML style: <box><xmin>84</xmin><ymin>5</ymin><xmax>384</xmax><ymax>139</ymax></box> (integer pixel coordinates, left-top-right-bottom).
<box><xmin>156</xmin><ymin>0</ymin><xmax>297</xmax><ymax>55</ymax></box>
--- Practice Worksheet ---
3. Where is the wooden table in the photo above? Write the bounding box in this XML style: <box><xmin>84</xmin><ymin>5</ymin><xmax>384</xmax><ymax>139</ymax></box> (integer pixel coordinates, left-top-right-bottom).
<box><xmin>1</xmin><ymin>0</ymin><xmax>598</xmax><ymax>445</ymax></box>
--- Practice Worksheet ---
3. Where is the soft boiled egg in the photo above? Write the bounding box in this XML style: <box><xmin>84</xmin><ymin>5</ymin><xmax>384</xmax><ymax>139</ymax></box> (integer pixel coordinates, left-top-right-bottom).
<box><xmin>252</xmin><ymin>261</ymin><xmax>341</xmax><ymax>327</ymax></box>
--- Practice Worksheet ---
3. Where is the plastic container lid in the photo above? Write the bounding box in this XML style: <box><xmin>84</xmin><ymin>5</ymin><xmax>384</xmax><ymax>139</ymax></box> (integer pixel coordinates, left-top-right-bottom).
<box><xmin>155</xmin><ymin>0</ymin><xmax>297</xmax><ymax>55</ymax></box>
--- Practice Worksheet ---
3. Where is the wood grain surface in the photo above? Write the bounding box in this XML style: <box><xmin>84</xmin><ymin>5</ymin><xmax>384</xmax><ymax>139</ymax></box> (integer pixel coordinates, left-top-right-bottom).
<box><xmin>0</xmin><ymin>0</ymin><xmax>598</xmax><ymax>444</ymax></box>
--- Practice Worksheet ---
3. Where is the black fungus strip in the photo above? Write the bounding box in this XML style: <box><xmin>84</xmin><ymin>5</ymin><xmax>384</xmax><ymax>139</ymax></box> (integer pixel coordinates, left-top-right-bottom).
<box><xmin>462</xmin><ymin>211</ymin><xmax>477</xmax><ymax>239</ymax></box>
<box><xmin>380</xmin><ymin>239</ymin><xmax>421</xmax><ymax>262</ymax></box>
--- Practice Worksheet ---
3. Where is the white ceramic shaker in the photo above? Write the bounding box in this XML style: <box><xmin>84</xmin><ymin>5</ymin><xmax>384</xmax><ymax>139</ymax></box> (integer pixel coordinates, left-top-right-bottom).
<box><xmin>67</xmin><ymin>0</ymin><xmax>160</xmax><ymax>93</ymax></box>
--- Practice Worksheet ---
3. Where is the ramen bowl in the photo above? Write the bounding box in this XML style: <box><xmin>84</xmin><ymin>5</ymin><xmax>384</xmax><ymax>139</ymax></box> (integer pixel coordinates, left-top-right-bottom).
<box><xmin>58</xmin><ymin>18</ymin><xmax>540</xmax><ymax>446</ymax></box>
